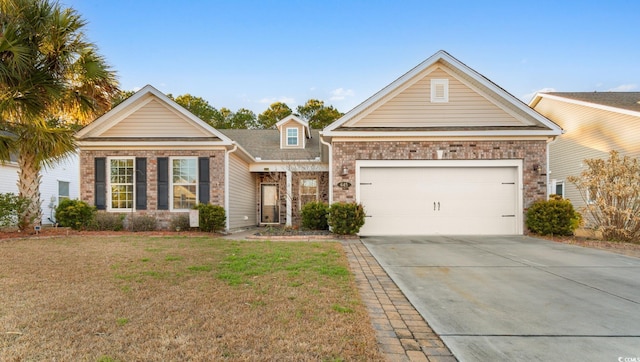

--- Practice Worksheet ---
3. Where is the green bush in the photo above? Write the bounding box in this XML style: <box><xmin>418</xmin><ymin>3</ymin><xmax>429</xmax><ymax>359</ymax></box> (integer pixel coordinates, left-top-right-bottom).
<box><xmin>301</xmin><ymin>201</ymin><xmax>329</xmax><ymax>230</ymax></box>
<box><xmin>0</xmin><ymin>193</ymin><xmax>29</xmax><ymax>228</ymax></box>
<box><xmin>327</xmin><ymin>202</ymin><xmax>366</xmax><ymax>235</ymax></box>
<box><xmin>170</xmin><ymin>214</ymin><xmax>191</xmax><ymax>231</ymax></box>
<box><xmin>90</xmin><ymin>212</ymin><xmax>124</xmax><ymax>231</ymax></box>
<box><xmin>55</xmin><ymin>199</ymin><xmax>96</xmax><ymax>230</ymax></box>
<box><xmin>526</xmin><ymin>195</ymin><xmax>582</xmax><ymax>236</ymax></box>
<box><xmin>195</xmin><ymin>204</ymin><xmax>226</xmax><ymax>232</ymax></box>
<box><xmin>129</xmin><ymin>214</ymin><xmax>158</xmax><ymax>232</ymax></box>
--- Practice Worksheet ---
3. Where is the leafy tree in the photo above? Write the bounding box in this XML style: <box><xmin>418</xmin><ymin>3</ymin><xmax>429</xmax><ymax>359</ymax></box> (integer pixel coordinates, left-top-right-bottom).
<box><xmin>257</xmin><ymin>102</ymin><xmax>292</xmax><ymax>129</ymax></box>
<box><xmin>230</xmin><ymin>108</ymin><xmax>258</xmax><ymax>129</ymax></box>
<box><xmin>112</xmin><ymin>90</ymin><xmax>135</xmax><ymax>108</ymax></box>
<box><xmin>171</xmin><ymin>94</ymin><xmax>218</xmax><ymax>125</ymax></box>
<box><xmin>567</xmin><ymin>150</ymin><xmax>640</xmax><ymax>242</ymax></box>
<box><xmin>0</xmin><ymin>0</ymin><xmax>119</xmax><ymax>230</ymax></box>
<box><xmin>296</xmin><ymin>99</ymin><xmax>343</xmax><ymax>129</ymax></box>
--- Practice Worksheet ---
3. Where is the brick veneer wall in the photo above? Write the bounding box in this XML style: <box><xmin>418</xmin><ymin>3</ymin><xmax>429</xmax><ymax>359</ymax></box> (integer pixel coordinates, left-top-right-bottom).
<box><xmin>332</xmin><ymin>140</ymin><xmax>548</xmax><ymax>209</ymax></box>
<box><xmin>79</xmin><ymin>149</ymin><xmax>226</xmax><ymax>228</ymax></box>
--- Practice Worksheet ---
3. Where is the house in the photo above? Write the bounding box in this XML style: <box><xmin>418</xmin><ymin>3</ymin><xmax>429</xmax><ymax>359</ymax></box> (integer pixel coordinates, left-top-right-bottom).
<box><xmin>529</xmin><ymin>92</ymin><xmax>640</xmax><ymax>211</ymax></box>
<box><xmin>0</xmin><ymin>149</ymin><xmax>79</xmax><ymax>226</ymax></box>
<box><xmin>75</xmin><ymin>50</ymin><xmax>562</xmax><ymax>235</ymax></box>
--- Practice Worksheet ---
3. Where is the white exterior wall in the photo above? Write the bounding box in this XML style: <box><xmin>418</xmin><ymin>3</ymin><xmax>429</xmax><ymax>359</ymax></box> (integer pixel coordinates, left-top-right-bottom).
<box><xmin>228</xmin><ymin>153</ymin><xmax>256</xmax><ymax>229</ymax></box>
<box><xmin>0</xmin><ymin>154</ymin><xmax>79</xmax><ymax>226</ymax></box>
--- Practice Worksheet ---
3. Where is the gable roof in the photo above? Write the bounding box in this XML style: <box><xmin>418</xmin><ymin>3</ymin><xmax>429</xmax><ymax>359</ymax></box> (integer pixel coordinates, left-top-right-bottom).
<box><xmin>529</xmin><ymin>92</ymin><xmax>640</xmax><ymax>117</ymax></box>
<box><xmin>275</xmin><ymin>115</ymin><xmax>311</xmax><ymax>139</ymax></box>
<box><xmin>75</xmin><ymin>85</ymin><xmax>233</xmax><ymax>145</ymax></box>
<box><xmin>219</xmin><ymin>129</ymin><xmax>322</xmax><ymax>161</ymax></box>
<box><xmin>323</xmin><ymin>50</ymin><xmax>562</xmax><ymax>137</ymax></box>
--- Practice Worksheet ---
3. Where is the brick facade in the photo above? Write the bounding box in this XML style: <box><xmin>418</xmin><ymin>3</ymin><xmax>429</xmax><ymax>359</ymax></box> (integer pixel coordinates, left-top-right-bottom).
<box><xmin>79</xmin><ymin>149</ymin><xmax>225</xmax><ymax>228</ymax></box>
<box><xmin>331</xmin><ymin>140</ymin><xmax>547</xmax><ymax>209</ymax></box>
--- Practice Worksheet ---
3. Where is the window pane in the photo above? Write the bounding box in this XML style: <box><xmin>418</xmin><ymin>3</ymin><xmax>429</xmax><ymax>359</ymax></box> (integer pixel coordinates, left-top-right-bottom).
<box><xmin>58</xmin><ymin>181</ymin><xmax>70</xmax><ymax>197</ymax></box>
<box><xmin>173</xmin><ymin>185</ymin><xmax>196</xmax><ymax>209</ymax></box>
<box><xmin>109</xmin><ymin>159</ymin><xmax>134</xmax><ymax>209</ymax></box>
<box><xmin>173</xmin><ymin>158</ymin><xmax>196</xmax><ymax>184</ymax></box>
<box><xmin>300</xmin><ymin>178</ymin><xmax>318</xmax><ymax>207</ymax></box>
<box><xmin>287</xmin><ymin>128</ymin><xmax>298</xmax><ymax>145</ymax></box>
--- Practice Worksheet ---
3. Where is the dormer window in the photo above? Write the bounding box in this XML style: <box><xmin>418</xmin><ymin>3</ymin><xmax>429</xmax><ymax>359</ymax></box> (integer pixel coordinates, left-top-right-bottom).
<box><xmin>286</xmin><ymin>128</ymin><xmax>299</xmax><ymax>146</ymax></box>
<box><xmin>431</xmin><ymin>79</ymin><xmax>449</xmax><ymax>103</ymax></box>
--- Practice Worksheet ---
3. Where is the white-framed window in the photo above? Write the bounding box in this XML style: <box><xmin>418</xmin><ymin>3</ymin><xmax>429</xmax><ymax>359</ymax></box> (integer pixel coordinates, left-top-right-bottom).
<box><xmin>430</xmin><ymin>79</ymin><xmax>449</xmax><ymax>103</ymax></box>
<box><xmin>286</xmin><ymin>127</ymin><xmax>299</xmax><ymax>146</ymax></box>
<box><xmin>299</xmin><ymin>178</ymin><xmax>318</xmax><ymax>208</ymax></box>
<box><xmin>58</xmin><ymin>180</ymin><xmax>70</xmax><ymax>204</ymax></box>
<box><xmin>108</xmin><ymin>157</ymin><xmax>135</xmax><ymax>210</ymax></box>
<box><xmin>554</xmin><ymin>180</ymin><xmax>564</xmax><ymax>198</ymax></box>
<box><xmin>171</xmin><ymin>157</ymin><xmax>198</xmax><ymax>210</ymax></box>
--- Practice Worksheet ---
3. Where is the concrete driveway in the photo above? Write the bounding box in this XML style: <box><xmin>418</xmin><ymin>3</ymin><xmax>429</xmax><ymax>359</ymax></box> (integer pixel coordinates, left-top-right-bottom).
<box><xmin>362</xmin><ymin>235</ymin><xmax>640</xmax><ymax>361</ymax></box>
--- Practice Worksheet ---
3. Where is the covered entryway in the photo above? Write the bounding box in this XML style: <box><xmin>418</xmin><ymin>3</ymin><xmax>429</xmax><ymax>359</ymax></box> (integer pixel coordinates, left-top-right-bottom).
<box><xmin>357</xmin><ymin>160</ymin><xmax>522</xmax><ymax>235</ymax></box>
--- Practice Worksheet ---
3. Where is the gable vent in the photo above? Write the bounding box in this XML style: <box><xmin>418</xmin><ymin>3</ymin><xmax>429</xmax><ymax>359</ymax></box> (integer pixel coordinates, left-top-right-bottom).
<box><xmin>431</xmin><ymin>79</ymin><xmax>449</xmax><ymax>103</ymax></box>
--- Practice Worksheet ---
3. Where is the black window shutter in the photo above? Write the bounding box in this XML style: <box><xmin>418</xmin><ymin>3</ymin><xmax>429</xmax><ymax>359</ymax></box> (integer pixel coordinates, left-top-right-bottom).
<box><xmin>135</xmin><ymin>158</ymin><xmax>147</xmax><ymax>210</ymax></box>
<box><xmin>198</xmin><ymin>157</ymin><xmax>210</xmax><ymax>204</ymax></box>
<box><xmin>94</xmin><ymin>157</ymin><xmax>106</xmax><ymax>210</ymax></box>
<box><xmin>157</xmin><ymin>157</ymin><xmax>169</xmax><ymax>210</ymax></box>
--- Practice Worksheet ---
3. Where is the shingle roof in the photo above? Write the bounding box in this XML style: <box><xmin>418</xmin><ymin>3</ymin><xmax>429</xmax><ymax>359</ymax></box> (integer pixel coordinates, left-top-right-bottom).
<box><xmin>546</xmin><ymin>92</ymin><xmax>640</xmax><ymax>113</ymax></box>
<box><xmin>219</xmin><ymin>129</ymin><xmax>322</xmax><ymax>161</ymax></box>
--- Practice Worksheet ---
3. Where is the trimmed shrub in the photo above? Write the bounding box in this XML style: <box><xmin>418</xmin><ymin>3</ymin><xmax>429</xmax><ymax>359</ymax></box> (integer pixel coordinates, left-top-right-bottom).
<box><xmin>526</xmin><ymin>195</ymin><xmax>582</xmax><ymax>236</ymax></box>
<box><xmin>301</xmin><ymin>201</ymin><xmax>329</xmax><ymax>230</ymax></box>
<box><xmin>327</xmin><ymin>202</ymin><xmax>366</xmax><ymax>235</ymax></box>
<box><xmin>90</xmin><ymin>212</ymin><xmax>124</xmax><ymax>231</ymax></box>
<box><xmin>55</xmin><ymin>199</ymin><xmax>96</xmax><ymax>230</ymax></box>
<box><xmin>195</xmin><ymin>204</ymin><xmax>226</xmax><ymax>232</ymax></box>
<box><xmin>129</xmin><ymin>214</ymin><xmax>158</xmax><ymax>232</ymax></box>
<box><xmin>0</xmin><ymin>193</ymin><xmax>29</xmax><ymax>228</ymax></box>
<box><xmin>170</xmin><ymin>214</ymin><xmax>190</xmax><ymax>231</ymax></box>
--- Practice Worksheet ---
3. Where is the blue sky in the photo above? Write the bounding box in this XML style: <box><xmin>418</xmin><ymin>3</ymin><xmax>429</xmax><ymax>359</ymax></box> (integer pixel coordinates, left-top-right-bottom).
<box><xmin>64</xmin><ymin>0</ymin><xmax>639</xmax><ymax>115</ymax></box>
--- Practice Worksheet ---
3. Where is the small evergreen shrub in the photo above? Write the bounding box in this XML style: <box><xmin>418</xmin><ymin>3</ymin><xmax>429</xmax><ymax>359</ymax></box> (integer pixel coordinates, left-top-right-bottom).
<box><xmin>195</xmin><ymin>204</ymin><xmax>226</xmax><ymax>232</ymax></box>
<box><xmin>90</xmin><ymin>212</ymin><xmax>124</xmax><ymax>231</ymax></box>
<box><xmin>526</xmin><ymin>195</ymin><xmax>582</xmax><ymax>236</ymax></box>
<box><xmin>327</xmin><ymin>202</ymin><xmax>366</xmax><ymax>235</ymax></box>
<box><xmin>0</xmin><ymin>193</ymin><xmax>29</xmax><ymax>228</ymax></box>
<box><xmin>170</xmin><ymin>214</ymin><xmax>190</xmax><ymax>231</ymax></box>
<box><xmin>301</xmin><ymin>201</ymin><xmax>329</xmax><ymax>230</ymax></box>
<box><xmin>129</xmin><ymin>214</ymin><xmax>158</xmax><ymax>232</ymax></box>
<box><xmin>55</xmin><ymin>199</ymin><xmax>96</xmax><ymax>230</ymax></box>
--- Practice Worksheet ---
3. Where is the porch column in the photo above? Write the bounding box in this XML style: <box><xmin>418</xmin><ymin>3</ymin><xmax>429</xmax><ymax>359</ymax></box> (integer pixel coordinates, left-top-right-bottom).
<box><xmin>286</xmin><ymin>170</ymin><xmax>292</xmax><ymax>227</ymax></box>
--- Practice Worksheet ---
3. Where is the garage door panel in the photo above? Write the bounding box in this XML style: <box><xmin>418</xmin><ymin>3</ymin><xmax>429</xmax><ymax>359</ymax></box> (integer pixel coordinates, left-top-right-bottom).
<box><xmin>358</xmin><ymin>166</ymin><xmax>519</xmax><ymax>235</ymax></box>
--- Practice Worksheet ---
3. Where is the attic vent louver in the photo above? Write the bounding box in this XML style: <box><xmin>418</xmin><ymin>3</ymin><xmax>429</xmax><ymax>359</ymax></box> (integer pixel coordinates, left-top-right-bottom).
<box><xmin>430</xmin><ymin>79</ymin><xmax>449</xmax><ymax>103</ymax></box>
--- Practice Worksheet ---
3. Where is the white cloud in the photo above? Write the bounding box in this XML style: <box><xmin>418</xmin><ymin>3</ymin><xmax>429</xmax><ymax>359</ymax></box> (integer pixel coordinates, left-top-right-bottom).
<box><xmin>330</xmin><ymin>88</ymin><xmax>355</xmax><ymax>101</ymax></box>
<box><xmin>258</xmin><ymin>96</ymin><xmax>295</xmax><ymax>105</ymax></box>
<box><xmin>607</xmin><ymin>84</ymin><xmax>637</xmax><ymax>91</ymax></box>
<box><xmin>522</xmin><ymin>87</ymin><xmax>556</xmax><ymax>102</ymax></box>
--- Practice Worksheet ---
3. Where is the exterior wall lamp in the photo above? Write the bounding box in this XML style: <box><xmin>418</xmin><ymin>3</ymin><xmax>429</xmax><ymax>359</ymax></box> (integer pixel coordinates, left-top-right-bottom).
<box><xmin>341</xmin><ymin>166</ymin><xmax>349</xmax><ymax>176</ymax></box>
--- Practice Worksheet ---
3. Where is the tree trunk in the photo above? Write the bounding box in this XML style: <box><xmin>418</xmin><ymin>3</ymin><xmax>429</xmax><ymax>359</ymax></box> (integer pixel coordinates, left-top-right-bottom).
<box><xmin>17</xmin><ymin>151</ymin><xmax>42</xmax><ymax>231</ymax></box>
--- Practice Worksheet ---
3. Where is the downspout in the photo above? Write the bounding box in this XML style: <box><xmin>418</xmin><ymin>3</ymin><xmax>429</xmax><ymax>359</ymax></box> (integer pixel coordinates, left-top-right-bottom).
<box><xmin>225</xmin><ymin>143</ymin><xmax>238</xmax><ymax>231</ymax></box>
<box><xmin>546</xmin><ymin>135</ymin><xmax>559</xmax><ymax>199</ymax></box>
<box><xmin>319</xmin><ymin>132</ymin><xmax>333</xmax><ymax>204</ymax></box>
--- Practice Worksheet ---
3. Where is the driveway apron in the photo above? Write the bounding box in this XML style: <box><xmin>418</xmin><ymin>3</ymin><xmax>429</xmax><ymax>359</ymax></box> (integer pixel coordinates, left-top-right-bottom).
<box><xmin>363</xmin><ymin>235</ymin><xmax>640</xmax><ymax>361</ymax></box>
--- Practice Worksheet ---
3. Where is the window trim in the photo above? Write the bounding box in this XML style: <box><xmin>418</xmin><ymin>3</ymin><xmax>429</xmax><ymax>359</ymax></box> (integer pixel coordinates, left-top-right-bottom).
<box><xmin>106</xmin><ymin>156</ymin><xmax>135</xmax><ymax>212</ymax></box>
<box><xmin>169</xmin><ymin>156</ymin><xmax>199</xmax><ymax>211</ymax></box>
<box><xmin>299</xmin><ymin>177</ymin><xmax>319</xmax><ymax>209</ymax></box>
<box><xmin>554</xmin><ymin>180</ymin><xmax>564</xmax><ymax>198</ymax></box>
<box><xmin>286</xmin><ymin>127</ymin><xmax>299</xmax><ymax>146</ymax></box>
<box><xmin>430</xmin><ymin>79</ymin><xmax>449</xmax><ymax>103</ymax></box>
<box><xmin>58</xmin><ymin>180</ymin><xmax>70</xmax><ymax>205</ymax></box>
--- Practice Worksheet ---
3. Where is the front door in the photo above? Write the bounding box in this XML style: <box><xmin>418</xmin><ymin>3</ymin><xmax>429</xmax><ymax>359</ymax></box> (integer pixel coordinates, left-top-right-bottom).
<box><xmin>261</xmin><ymin>184</ymin><xmax>279</xmax><ymax>224</ymax></box>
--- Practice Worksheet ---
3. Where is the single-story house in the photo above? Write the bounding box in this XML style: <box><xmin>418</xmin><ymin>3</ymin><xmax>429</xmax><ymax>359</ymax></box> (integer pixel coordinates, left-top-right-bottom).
<box><xmin>529</xmin><ymin>92</ymin><xmax>640</xmax><ymax>211</ymax></box>
<box><xmin>76</xmin><ymin>50</ymin><xmax>562</xmax><ymax>235</ymax></box>
<box><xmin>0</xmin><ymin>134</ymin><xmax>79</xmax><ymax>226</ymax></box>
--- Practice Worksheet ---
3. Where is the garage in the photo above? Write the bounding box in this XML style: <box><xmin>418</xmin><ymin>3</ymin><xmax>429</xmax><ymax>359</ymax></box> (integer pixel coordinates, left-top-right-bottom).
<box><xmin>357</xmin><ymin>160</ymin><xmax>522</xmax><ymax>236</ymax></box>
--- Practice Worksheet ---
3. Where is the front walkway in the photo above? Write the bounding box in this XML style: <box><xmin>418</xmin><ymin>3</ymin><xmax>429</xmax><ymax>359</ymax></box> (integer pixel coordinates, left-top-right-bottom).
<box><xmin>342</xmin><ymin>240</ymin><xmax>456</xmax><ymax>362</ymax></box>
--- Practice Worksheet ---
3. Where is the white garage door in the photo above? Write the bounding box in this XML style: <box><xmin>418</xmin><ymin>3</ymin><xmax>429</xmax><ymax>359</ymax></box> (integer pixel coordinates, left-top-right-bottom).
<box><xmin>358</xmin><ymin>165</ymin><xmax>519</xmax><ymax>235</ymax></box>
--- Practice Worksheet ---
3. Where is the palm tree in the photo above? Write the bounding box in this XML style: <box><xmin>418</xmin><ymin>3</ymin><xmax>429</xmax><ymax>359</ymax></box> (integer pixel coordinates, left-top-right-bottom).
<box><xmin>0</xmin><ymin>0</ymin><xmax>119</xmax><ymax>230</ymax></box>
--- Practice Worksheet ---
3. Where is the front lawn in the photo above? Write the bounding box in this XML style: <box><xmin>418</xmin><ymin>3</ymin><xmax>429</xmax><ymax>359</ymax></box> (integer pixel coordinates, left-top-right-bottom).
<box><xmin>0</xmin><ymin>236</ymin><xmax>384</xmax><ymax>361</ymax></box>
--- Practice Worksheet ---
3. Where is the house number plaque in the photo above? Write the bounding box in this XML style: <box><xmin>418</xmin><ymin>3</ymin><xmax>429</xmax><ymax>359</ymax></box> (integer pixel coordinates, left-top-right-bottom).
<box><xmin>337</xmin><ymin>181</ymin><xmax>351</xmax><ymax>190</ymax></box>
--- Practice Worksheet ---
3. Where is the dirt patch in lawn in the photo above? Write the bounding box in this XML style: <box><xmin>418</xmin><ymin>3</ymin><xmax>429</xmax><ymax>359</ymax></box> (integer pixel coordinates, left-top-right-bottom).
<box><xmin>0</xmin><ymin>236</ymin><xmax>385</xmax><ymax>361</ymax></box>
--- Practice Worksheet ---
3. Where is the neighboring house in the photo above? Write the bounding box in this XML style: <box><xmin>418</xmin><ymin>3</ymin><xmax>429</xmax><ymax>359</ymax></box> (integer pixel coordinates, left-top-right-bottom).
<box><xmin>76</xmin><ymin>50</ymin><xmax>561</xmax><ymax>235</ymax></box>
<box><xmin>0</xmin><ymin>149</ymin><xmax>79</xmax><ymax>226</ymax></box>
<box><xmin>529</xmin><ymin>92</ymin><xmax>640</xmax><ymax>211</ymax></box>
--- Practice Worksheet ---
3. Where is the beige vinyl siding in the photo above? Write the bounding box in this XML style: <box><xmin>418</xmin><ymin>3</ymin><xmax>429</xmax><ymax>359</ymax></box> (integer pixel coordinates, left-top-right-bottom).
<box><xmin>535</xmin><ymin>97</ymin><xmax>640</xmax><ymax>211</ymax></box>
<box><xmin>228</xmin><ymin>153</ymin><xmax>256</xmax><ymax>229</ymax></box>
<box><xmin>355</xmin><ymin>68</ymin><xmax>522</xmax><ymax>127</ymax></box>
<box><xmin>101</xmin><ymin>99</ymin><xmax>212</xmax><ymax>137</ymax></box>
<box><xmin>280</xmin><ymin>121</ymin><xmax>304</xmax><ymax>148</ymax></box>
